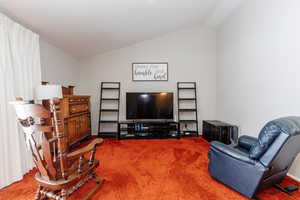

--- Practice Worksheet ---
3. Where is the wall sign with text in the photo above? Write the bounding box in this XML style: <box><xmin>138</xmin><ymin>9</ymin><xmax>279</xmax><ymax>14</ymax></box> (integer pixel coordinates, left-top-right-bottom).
<box><xmin>132</xmin><ymin>63</ymin><xmax>168</xmax><ymax>81</ymax></box>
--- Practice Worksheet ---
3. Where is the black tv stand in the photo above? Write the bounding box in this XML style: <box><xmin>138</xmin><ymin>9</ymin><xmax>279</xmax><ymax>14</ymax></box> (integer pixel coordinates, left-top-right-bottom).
<box><xmin>118</xmin><ymin>120</ymin><xmax>180</xmax><ymax>140</ymax></box>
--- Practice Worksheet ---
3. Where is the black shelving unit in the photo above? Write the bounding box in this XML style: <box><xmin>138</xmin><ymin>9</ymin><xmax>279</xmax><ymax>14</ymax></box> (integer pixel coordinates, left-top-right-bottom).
<box><xmin>98</xmin><ymin>82</ymin><xmax>120</xmax><ymax>138</ymax></box>
<box><xmin>177</xmin><ymin>82</ymin><xmax>199</xmax><ymax>137</ymax></box>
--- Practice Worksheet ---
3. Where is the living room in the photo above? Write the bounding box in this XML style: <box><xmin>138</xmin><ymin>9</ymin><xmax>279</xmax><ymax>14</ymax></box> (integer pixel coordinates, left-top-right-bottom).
<box><xmin>0</xmin><ymin>0</ymin><xmax>300</xmax><ymax>200</ymax></box>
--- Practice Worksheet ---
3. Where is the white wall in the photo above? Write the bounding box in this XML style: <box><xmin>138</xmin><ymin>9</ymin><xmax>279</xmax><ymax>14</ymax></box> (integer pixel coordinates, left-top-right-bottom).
<box><xmin>78</xmin><ymin>26</ymin><xmax>217</xmax><ymax>135</ymax></box>
<box><xmin>40</xmin><ymin>39</ymin><xmax>80</xmax><ymax>87</ymax></box>
<box><xmin>217</xmin><ymin>0</ymin><xmax>300</xmax><ymax>180</ymax></box>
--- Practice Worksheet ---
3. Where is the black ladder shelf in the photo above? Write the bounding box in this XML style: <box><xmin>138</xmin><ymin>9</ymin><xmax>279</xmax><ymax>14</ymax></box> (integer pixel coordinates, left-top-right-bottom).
<box><xmin>98</xmin><ymin>82</ymin><xmax>121</xmax><ymax>138</ymax></box>
<box><xmin>177</xmin><ymin>82</ymin><xmax>199</xmax><ymax>137</ymax></box>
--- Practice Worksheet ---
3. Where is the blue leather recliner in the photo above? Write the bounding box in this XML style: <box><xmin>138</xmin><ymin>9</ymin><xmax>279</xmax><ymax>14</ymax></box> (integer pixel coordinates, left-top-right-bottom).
<box><xmin>208</xmin><ymin>117</ymin><xmax>300</xmax><ymax>198</ymax></box>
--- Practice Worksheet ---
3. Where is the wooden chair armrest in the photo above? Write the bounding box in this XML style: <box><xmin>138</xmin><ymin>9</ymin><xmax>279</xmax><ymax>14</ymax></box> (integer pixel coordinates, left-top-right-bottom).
<box><xmin>67</xmin><ymin>138</ymin><xmax>103</xmax><ymax>160</ymax></box>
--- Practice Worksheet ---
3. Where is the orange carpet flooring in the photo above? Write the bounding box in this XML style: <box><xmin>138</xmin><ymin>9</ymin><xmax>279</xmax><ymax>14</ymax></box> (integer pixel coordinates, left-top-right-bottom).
<box><xmin>0</xmin><ymin>138</ymin><xmax>299</xmax><ymax>200</ymax></box>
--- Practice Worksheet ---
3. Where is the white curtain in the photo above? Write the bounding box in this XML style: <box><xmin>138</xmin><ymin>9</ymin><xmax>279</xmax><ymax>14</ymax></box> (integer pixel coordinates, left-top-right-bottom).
<box><xmin>0</xmin><ymin>13</ymin><xmax>41</xmax><ymax>189</ymax></box>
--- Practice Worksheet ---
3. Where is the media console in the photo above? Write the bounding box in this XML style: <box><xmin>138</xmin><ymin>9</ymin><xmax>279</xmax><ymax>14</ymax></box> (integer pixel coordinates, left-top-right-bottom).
<box><xmin>117</xmin><ymin>120</ymin><xmax>180</xmax><ymax>139</ymax></box>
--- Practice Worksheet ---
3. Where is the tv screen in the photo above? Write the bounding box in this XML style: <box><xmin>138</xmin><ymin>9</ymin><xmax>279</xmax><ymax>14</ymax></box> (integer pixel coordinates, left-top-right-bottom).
<box><xmin>126</xmin><ymin>92</ymin><xmax>173</xmax><ymax>120</ymax></box>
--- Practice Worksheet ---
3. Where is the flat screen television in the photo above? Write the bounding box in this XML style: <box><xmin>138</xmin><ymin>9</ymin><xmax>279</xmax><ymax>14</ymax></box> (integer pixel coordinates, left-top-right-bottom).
<box><xmin>126</xmin><ymin>92</ymin><xmax>173</xmax><ymax>120</ymax></box>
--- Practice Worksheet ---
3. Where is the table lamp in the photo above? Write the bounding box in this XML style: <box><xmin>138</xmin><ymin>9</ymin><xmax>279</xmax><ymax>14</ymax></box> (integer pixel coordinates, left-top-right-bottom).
<box><xmin>35</xmin><ymin>85</ymin><xmax>63</xmax><ymax>100</ymax></box>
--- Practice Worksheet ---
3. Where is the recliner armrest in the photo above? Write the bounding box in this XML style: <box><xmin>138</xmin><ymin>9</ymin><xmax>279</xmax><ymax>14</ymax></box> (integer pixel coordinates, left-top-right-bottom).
<box><xmin>238</xmin><ymin>135</ymin><xmax>258</xmax><ymax>150</ymax></box>
<box><xmin>210</xmin><ymin>141</ymin><xmax>255</xmax><ymax>165</ymax></box>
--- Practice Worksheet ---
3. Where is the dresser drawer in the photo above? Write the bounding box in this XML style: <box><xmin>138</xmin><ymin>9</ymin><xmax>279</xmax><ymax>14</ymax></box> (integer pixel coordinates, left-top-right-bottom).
<box><xmin>69</xmin><ymin>98</ymin><xmax>89</xmax><ymax>103</ymax></box>
<box><xmin>69</xmin><ymin>103</ymin><xmax>89</xmax><ymax>114</ymax></box>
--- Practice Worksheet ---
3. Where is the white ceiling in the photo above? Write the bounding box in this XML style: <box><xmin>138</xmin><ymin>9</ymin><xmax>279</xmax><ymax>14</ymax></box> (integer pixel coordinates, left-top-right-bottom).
<box><xmin>0</xmin><ymin>0</ymin><xmax>244</xmax><ymax>58</ymax></box>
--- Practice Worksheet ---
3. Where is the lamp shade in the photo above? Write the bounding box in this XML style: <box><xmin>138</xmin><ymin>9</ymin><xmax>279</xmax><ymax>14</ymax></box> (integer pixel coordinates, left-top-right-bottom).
<box><xmin>35</xmin><ymin>85</ymin><xmax>63</xmax><ymax>100</ymax></box>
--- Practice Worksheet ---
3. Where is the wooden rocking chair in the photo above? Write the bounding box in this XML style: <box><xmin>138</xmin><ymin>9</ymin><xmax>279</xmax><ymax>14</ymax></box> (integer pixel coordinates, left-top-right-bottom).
<box><xmin>10</xmin><ymin>98</ymin><xmax>103</xmax><ymax>200</ymax></box>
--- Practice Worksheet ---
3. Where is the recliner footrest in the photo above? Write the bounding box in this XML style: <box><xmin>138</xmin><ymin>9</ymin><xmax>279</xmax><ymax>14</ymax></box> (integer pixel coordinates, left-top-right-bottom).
<box><xmin>273</xmin><ymin>184</ymin><xmax>298</xmax><ymax>195</ymax></box>
<box><xmin>285</xmin><ymin>186</ymin><xmax>299</xmax><ymax>192</ymax></box>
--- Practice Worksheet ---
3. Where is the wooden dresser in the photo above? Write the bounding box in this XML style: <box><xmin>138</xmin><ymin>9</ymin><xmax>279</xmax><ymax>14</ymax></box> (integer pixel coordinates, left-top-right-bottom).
<box><xmin>61</xmin><ymin>95</ymin><xmax>91</xmax><ymax>146</ymax></box>
<box><xmin>43</xmin><ymin>84</ymin><xmax>91</xmax><ymax>147</ymax></box>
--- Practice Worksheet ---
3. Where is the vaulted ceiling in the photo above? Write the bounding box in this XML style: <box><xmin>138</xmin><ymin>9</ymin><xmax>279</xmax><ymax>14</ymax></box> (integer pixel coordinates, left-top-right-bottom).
<box><xmin>0</xmin><ymin>0</ymin><xmax>244</xmax><ymax>58</ymax></box>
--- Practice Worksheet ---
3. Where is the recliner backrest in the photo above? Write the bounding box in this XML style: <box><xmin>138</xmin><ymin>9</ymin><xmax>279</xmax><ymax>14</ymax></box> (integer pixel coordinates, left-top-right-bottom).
<box><xmin>259</xmin><ymin>117</ymin><xmax>300</xmax><ymax>169</ymax></box>
<box><xmin>249</xmin><ymin>121</ymin><xmax>281</xmax><ymax>159</ymax></box>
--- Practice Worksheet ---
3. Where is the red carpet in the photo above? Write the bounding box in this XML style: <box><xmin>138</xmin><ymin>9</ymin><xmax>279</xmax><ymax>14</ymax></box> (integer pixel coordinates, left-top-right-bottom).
<box><xmin>0</xmin><ymin>138</ymin><xmax>299</xmax><ymax>200</ymax></box>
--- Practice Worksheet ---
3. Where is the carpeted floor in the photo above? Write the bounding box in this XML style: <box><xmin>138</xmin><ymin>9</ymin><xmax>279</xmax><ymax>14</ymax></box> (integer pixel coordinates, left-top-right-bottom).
<box><xmin>0</xmin><ymin>138</ymin><xmax>299</xmax><ymax>200</ymax></box>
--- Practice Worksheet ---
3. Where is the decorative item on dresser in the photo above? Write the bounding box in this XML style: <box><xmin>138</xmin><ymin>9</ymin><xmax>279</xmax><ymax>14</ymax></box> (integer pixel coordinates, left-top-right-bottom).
<box><xmin>39</xmin><ymin>82</ymin><xmax>92</xmax><ymax>148</ymax></box>
<box><xmin>10</xmin><ymin>99</ymin><xmax>103</xmax><ymax>200</ymax></box>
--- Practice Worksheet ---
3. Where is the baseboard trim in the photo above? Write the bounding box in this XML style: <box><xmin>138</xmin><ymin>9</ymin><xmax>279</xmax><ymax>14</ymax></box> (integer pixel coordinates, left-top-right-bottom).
<box><xmin>287</xmin><ymin>173</ymin><xmax>300</xmax><ymax>182</ymax></box>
